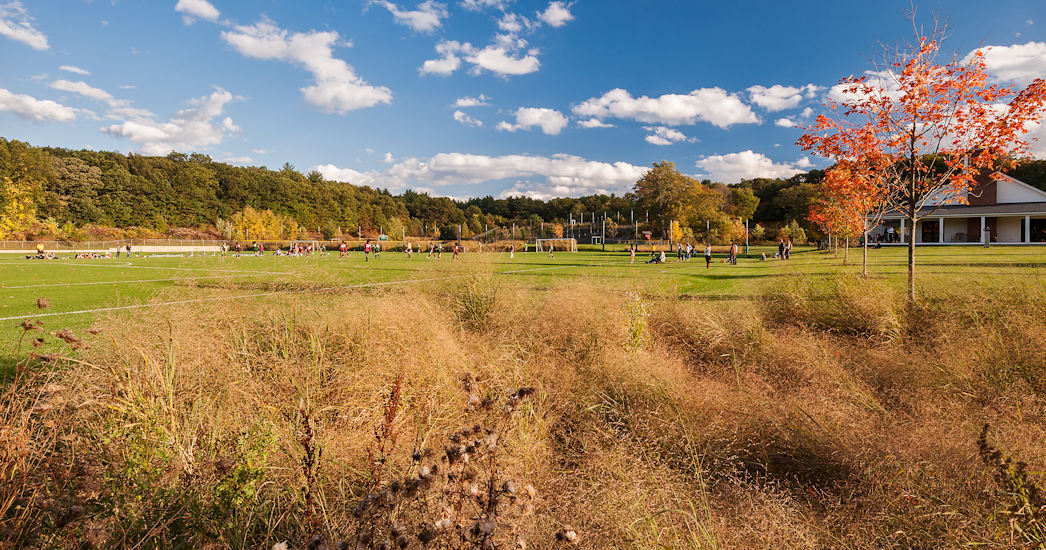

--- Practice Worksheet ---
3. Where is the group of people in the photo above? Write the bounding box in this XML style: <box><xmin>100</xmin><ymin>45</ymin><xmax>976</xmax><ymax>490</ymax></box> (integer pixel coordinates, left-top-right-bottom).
<box><xmin>629</xmin><ymin>242</ymin><xmax>739</xmax><ymax>269</ymax></box>
<box><xmin>775</xmin><ymin>239</ymin><xmax>793</xmax><ymax>259</ymax></box>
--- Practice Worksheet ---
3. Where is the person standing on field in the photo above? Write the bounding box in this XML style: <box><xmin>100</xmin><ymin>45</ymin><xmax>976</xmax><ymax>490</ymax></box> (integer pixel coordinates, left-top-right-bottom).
<box><xmin>629</xmin><ymin>244</ymin><xmax>635</xmax><ymax>264</ymax></box>
<box><xmin>784</xmin><ymin>240</ymin><xmax>792</xmax><ymax>260</ymax></box>
<box><xmin>704</xmin><ymin>244</ymin><xmax>712</xmax><ymax>269</ymax></box>
<box><xmin>509</xmin><ymin>244</ymin><xmax>515</xmax><ymax>259</ymax></box>
<box><xmin>730</xmin><ymin>242</ymin><xmax>738</xmax><ymax>265</ymax></box>
<box><xmin>777</xmin><ymin>240</ymin><xmax>785</xmax><ymax>259</ymax></box>
<box><xmin>364</xmin><ymin>240</ymin><xmax>372</xmax><ymax>262</ymax></box>
<box><xmin>547</xmin><ymin>243</ymin><xmax>554</xmax><ymax>259</ymax></box>
<box><xmin>453</xmin><ymin>243</ymin><xmax>460</xmax><ymax>260</ymax></box>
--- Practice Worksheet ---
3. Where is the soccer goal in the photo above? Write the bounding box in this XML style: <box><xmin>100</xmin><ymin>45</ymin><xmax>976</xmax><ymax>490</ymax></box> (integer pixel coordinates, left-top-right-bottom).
<box><xmin>535</xmin><ymin>238</ymin><xmax>577</xmax><ymax>252</ymax></box>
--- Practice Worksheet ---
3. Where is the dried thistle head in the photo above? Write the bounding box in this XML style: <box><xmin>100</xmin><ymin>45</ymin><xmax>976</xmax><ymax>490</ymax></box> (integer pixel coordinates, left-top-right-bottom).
<box><xmin>37</xmin><ymin>297</ymin><xmax>50</xmax><ymax>309</ymax></box>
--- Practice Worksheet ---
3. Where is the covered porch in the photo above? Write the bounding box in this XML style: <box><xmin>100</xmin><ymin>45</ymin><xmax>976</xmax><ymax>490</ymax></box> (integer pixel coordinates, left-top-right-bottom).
<box><xmin>871</xmin><ymin>214</ymin><xmax>1046</xmax><ymax>245</ymax></box>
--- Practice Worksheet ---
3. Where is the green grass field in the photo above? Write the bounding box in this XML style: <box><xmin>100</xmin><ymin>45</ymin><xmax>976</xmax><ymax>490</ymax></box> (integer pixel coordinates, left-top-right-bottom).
<box><xmin>2</xmin><ymin>245</ymin><xmax>1045</xmax><ymax>324</ymax></box>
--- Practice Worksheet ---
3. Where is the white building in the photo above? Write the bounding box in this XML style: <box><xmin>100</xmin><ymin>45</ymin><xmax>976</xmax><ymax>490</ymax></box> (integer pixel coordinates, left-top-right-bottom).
<box><xmin>875</xmin><ymin>173</ymin><xmax>1046</xmax><ymax>245</ymax></box>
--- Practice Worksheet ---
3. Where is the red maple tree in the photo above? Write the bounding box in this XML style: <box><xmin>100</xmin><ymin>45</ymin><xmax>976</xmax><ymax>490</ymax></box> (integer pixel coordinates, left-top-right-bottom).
<box><xmin>799</xmin><ymin>24</ymin><xmax>1046</xmax><ymax>299</ymax></box>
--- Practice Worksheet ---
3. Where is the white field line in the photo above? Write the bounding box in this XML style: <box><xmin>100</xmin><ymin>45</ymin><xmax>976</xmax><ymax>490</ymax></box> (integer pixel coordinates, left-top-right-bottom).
<box><xmin>2</xmin><ymin>272</ymin><xmax>271</xmax><ymax>289</ymax></box>
<box><xmin>0</xmin><ymin>264</ymin><xmax>580</xmax><ymax>321</ymax></box>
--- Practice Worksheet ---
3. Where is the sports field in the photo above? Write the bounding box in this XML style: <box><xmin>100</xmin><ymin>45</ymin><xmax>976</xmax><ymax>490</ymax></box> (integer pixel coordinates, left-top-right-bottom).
<box><xmin>2</xmin><ymin>244</ymin><xmax>1044</xmax><ymax>349</ymax></box>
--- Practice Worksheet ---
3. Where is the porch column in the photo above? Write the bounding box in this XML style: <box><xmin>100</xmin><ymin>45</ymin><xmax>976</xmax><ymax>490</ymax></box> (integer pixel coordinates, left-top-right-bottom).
<box><xmin>900</xmin><ymin>218</ymin><xmax>906</xmax><ymax>244</ymax></box>
<box><xmin>939</xmin><ymin>217</ymin><xmax>945</xmax><ymax>243</ymax></box>
<box><xmin>1026</xmin><ymin>215</ymin><xmax>1032</xmax><ymax>244</ymax></box>
<box><xmin>980</xmin><ymin>216</ymin><xmax>986</xmax><ymax>244</ymax></box>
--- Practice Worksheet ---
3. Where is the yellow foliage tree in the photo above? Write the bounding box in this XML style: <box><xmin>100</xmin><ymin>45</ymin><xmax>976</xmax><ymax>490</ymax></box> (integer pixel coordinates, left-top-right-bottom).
<box><xmin>0</xmin><ymin>175</ymin><xmax>38</xmax><ymax>239</ymax></box>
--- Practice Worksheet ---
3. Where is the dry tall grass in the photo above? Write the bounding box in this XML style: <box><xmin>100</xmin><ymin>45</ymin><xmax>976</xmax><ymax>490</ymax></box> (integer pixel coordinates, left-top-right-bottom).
<box><xmin>2</xmin><ymin>272</ymin><xmax>1046</xmax><ymax>548</ymax></box>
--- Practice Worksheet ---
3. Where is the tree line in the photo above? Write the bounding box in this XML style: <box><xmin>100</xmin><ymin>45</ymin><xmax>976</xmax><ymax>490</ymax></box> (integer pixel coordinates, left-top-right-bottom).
<box><xmin>0</xmin><ymin>137</ymin><xmax>1043</xmax><ymax>242</ymax></box>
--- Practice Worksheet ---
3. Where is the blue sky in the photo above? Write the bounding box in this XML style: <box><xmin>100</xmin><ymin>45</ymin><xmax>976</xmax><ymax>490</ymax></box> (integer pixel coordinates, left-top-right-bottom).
<box><xmin>0</xmin><ymin>0</ymin><xmax>1043</xmax><ymax>199</ymax></box>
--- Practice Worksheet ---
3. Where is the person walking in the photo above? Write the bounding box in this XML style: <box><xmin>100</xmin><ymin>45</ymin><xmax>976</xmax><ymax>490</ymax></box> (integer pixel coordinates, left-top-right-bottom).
<box><xmin>629</xmin><ymin>244</ymin><xmax>636</xmax><ymax>264</ymax></box>
<box><xmin>547</xmin><ymin>243</ymin><xmax>554</xmax><ymax>259</ymax></box>
<box><xmin>364</xmin><ymin>240</ymin><xmax>372</xmax><ymax>262</ymax></box>
<box><xmin>784</xmin><ymin>240</ymin><xmax>792</xmax><ymax>259</ymax></box>
<box><xmin>704</xmin><ymin>243</ymin><xmax>712</xmax><ymax>269</ymax></box>
<box><xmin>730</xmin><ymin>242</ymin><xmax>738</xmax><ymax>265</ymax></box>
<box><xmin>777</xmin><ymin>240</ymin><xmax>785</xmax><ymax>259</ymax></box>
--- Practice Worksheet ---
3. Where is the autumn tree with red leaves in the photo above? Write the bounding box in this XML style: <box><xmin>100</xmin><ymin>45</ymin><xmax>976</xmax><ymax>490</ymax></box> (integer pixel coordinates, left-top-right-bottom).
<box><xmin>799</xmin><ymin>22</ymin><xmax>1046</xmax><ymax>300</ymax></box>
<box><xmin>809</xmin><ymin>161</ymin><xmax>891</xmax><ymax>275</ymax></box>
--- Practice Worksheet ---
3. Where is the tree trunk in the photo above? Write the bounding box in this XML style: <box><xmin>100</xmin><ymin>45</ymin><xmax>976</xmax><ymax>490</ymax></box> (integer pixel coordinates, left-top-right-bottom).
<box><xmin>907</xmin><ymin>212</ymin><xmax>916</xmax><ymax>301</ymax></box>
<box><xmin>844</xmin><ymin>237</ymin><xmax>849</xmax><ymax>264</ymax></box>
<box><xmin>862</xmin><ymin>227</ymin><xmax>868</xmax><ymax>277</ymax></box>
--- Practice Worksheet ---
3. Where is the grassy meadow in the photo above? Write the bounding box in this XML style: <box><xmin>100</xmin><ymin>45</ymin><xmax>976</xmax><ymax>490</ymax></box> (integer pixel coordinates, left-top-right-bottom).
<box><xmin>2</xmin><ymin>244</ymin><xmax>1046</xmax><ymax>548</ymax></box>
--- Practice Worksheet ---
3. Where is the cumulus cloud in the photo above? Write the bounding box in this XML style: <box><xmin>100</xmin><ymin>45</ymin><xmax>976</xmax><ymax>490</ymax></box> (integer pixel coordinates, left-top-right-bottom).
<box><xmin>370</xmin><ymin>0</ymin><xmax>447</xmax><ymax>33</ymax></box>
<box><xmin>317</xmin><ymin>151</ymin><xmax>646</xmax><ymax>198</ymax></box>
<box><xmin>0</xmin><ymin>88</ymin><xmax>76</xmax><ymax>122</ymax></box>
<box><xmin>964</xmin><ymin>42</ymin><xmax>1046</xmax><ymax>86</ymax></box>
<box><xmin>453</xmin><ymin>109</ymin><xmax>483</xmax><ymax>127</ymax></box>
<box><xmin>454</xmin><ymin>94</ymin><xmax>490</xmax><ymax>107</ymax></box>
<box><xmin>0</xmin><ymin>1</ymin><xmax>48</xmax><ymax>50</ymax></box>
<box><xmin>695</xmin><ymin>150</ymin><xmax>812</xmax><ymax>183</ymax></box>
<box><xmin>59</xmin><ymin>65</ymin><xmax>90</xmax><ymax>76</ymax></box>
<box><xmin>497</xmin><ymin>12</ymin><xmax>535</xmax><ymax>33</ymax></box>
<box><xmin>223</xmin><ymin>155</ymin><xmax>252</xmax><ymax>164</ymax></box>
<box><xmin>222</xmin><ymin>18</ymin><xmax>392</xmax><ymax>113</ymax></box>
<box><xmin>536</xmin><ymin>1</ymin><xmax>573</xmax><ymax>27</ymax></box>
<box><xmin>643</xmin><ymin>126</ymin><xmax>694</xmax><ymax>145</ymax></box>
<box><xmin>459</xmin><ymin>0</ymin><xmax>513</xmax><ymax>11</ymax></box>
<box><xmin>497</xmin><ymin>107</ymin><xmax>568</xmax><ymax>135</ymax></box>
<box><xmin>577</xmin><ymin>118</ymin><xmax>614</xmax><ymax>128</ymax></box>
<box><xmin>774</xmin><ymin>117</ymin><xmax>795</xmax><ymax>127</ymax></box>
<box><xmin>747</xmin><ymin>84</ymin><xmax>821</xmax><ymax>111</ymax></box>
<box><xmin>175</xmin><ymin>0</ymin><xmax>220</xmax><ymax>24</ymax></box>
<box><xmin>102</xmin><ymin>89</ymin><xmax>240</xmax><ymax>155</ymax></box>
<box><xmin>799</xmin><ymin>106</ymin><xmax>813</xmax><ymax>118</ymax></box>
<box><xmin>573</xmin><ymin>87</ymin><xmax>760</xmax><ymax>128</ymax></box>
<box><xmin>421</xmin><ymin>37</ymin><xmax>539</xmax><ymax>76</ymax></box>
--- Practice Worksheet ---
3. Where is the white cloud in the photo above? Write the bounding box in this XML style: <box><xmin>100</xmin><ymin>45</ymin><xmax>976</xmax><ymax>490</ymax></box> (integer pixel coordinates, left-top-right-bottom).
<box><xmin>317</xmin><ymin>151</ymin><xmax>646</xmax><ymax>198</ymax></box>
<box><xmin>383</xmin><ymin>152</ymin><xmax>396</xmax><ymax>163</ymax></box>
<box><xmin>827</xmin><ymin>70</ymin><xmax>902</xmax><ymax>105</ymax></box>
<box><xmin>577</xmin><ymin>118</ymin><xmax>614</xmax><ymax>128</ymax></box>
<box><xmin>421</xmin><ymin>36</ymin><xmax>540</xmax><ymax>77</ymax></box>
<box><xmin>459</xmin><ymin>0</ymin><xmax>512</xmax><ymax>11</ymax></box>
<box><xmin>774</xmin><ymin>117</ymin><xmax>795</xmax><ymax>127</ymax></box>
<box><xmin>251</xmin><ymin>148</ymin><xmax>268</xmax><ymax>155</ymax></box>
<box><xmin>370</xmin><ymin>0</ymin><xmax>447</xmax><ymax>33</ymax></box>
<box><xmin>454</xmin><ymin>94</ymin><xmax>490</xmax><ymax>107</ymax></box>
<box><xmin>119</xmin><ymin>85</ymin><xmax>136</xmax><ymax>90</ymax></box>
<box><xmin>497</xmin><ymin>107</ymin><xmax>567</xmax><ymax>135</ymax></box>
<box><xmin>59</xmin><ymin>65</ymin><xmax>90</xmax><ymax>76</ymax></box>
<box><xmin>175</xmin><ymin>0</ymin><xmax>220</xmax><ymax>24</ymax></box>
<box><xmin>695</xmin><ymin>150</ymin><xmax>812</xmax><ymax>183</ymax></box>
<box><xmin>221</xmin><ymin>116</ymin><xmax>241</xmax><ymax>133</ymax></box>
<box><xmin>453</xmin><ymin>109</ymin><xmax>483</xmax><ymax>127</ymax></box>
<box><xmin>536</xmin><ymin>1</ymin><xmax>573</xmax><ymax>27</ymax></box>
<box><xmin>0</xmin><ymin>1</ymin><xmax>48</xmax><ymax>50</ymax></box>
<box><xmin>48</xmin><ymin>79</ymin><xmax>154</xmax><ymax>120</ymax></box>
<box><xmin>222</xmin><ymin>18</ymin><xmax>392</xmax><ymax>113</ymax></box>
<box><xmin>643</xmin><ymin>126</ymin><xmax>694</xmax><ymax>145</ymax></box>
<box><xmin>419</xmin><ymin>40</ymin><xmax>464</xmax><ymax>75</ymax></box>
<box><xmin>573</xmin><ymin>87</ymin><xmax>760</xmax><ymax>128</ymax></box>
<box><xmin>0</xmin><ymin>88</ymin><xmax>76</xmax><ymax>122</ymax></box>
<box><xmin>223</xmin><ymin>155</ymin><xmax>252</xmax><ymax>164</ymax></box>
<box><xmin>49</xmin><ymin>79</ymin><xmax>116</xmax><ymax>104</ymax></box>
<box><xmin>964</xmin><ymin>42</ymin><xmax>1046</xmax><ymax>86</ymax></box>
<box><xmin>747</xmin><ymin>84</ymin><xmax>822</xmax><ymax>111</ymax></box>
<box><xmin>497</xmin><ymin>12</ymin><xmax>534</xmax><ymax>33</ymax></box>
<box><xmin>102</xmin><ymin>89</ymin><xmax>240</xmax><ymax>155</ymax></box>
<box><xmin>799</xmin><ymin>107</ymin><xmax>813</xmax><ymax>118</ymax></box>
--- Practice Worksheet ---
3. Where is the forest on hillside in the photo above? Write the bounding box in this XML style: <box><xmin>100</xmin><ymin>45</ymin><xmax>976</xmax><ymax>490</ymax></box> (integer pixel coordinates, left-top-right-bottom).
<box><xmin>1</xmin><ymin>137</ymin><xmax>1044</xmax><ymax>242</ymax></box>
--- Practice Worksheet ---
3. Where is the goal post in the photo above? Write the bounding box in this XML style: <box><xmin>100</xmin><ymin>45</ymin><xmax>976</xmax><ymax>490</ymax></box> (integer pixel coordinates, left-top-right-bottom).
<box><xmin>534</xmin><ymin>238</ymin><xmax>577</xmax><ymax>252</ymax></box>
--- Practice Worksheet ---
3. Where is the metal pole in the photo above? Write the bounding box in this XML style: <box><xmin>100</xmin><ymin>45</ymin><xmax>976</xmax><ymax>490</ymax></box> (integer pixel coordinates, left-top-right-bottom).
<box><xmin>601</xmin><ymin>217</ymin><xmax>605</xmax><ymax>252</ymax></box>
<box><xmin>745</xmin><ymin>219</ymin><xmax>749</xmax><ymax>255</ymax></box>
